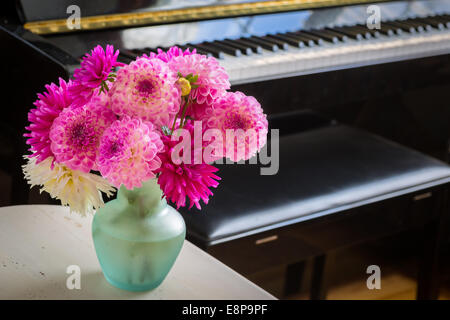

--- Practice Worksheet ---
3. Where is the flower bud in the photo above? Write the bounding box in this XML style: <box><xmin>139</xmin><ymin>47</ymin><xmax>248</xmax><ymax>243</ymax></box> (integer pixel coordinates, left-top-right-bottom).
<box><xmin>177</xmin><ymin>77</ymin><xmax>191</xmax><ymax>97</ymax></box>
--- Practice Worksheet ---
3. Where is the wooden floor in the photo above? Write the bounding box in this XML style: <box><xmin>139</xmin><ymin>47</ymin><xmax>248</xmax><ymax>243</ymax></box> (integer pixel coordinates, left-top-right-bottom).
<box><xmin>246</xmin><ymin>232</ymin><xmax>450</xmax><ymax>300</ymax></box>
<box><xmin>289</xmin><ymin>272</ymin><xmax>450</xmax><ymax>300</ymax></box>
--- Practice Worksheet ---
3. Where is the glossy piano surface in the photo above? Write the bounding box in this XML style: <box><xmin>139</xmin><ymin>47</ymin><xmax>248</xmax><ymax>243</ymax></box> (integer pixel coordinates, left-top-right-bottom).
<box><xmin>19</xmin><ymin>0</ymin><xmax>269</xmax><ymax>21</ymax></box>
<box><xmin>20</xmin><ymin>0</ymin><xmax>395</xmax><ymax>34</ymax></box>
<box><xmin>43</xmin><ymin>0</ymin><xmax>450</xmax><ymax>85</ymax></box>
<box><xmin>43</xmin><ymin>0</ymin><xmax>450</xmax><ymax>52</ymax></box>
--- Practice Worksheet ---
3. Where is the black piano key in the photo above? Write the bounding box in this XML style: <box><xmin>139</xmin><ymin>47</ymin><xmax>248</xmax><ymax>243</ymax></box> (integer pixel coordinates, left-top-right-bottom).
<box><xmin>141</xmin><ymin>47</ymin><xmax>160</xmax><ymax>54</ymax></box>
<box><xmin>180</xmin><ymin>45</ymin><xmax>212</xmax><ymax>58</ymax></box>
<box><xmin>315</xmin><ymin>28</ymin><xmax>348</xmax><ymax>42</ymax></box>
<box><xmin>187</xmin><ymin>43</ymin><xmax>225</xmax><ymax>59</ymax></box>
<box><xmin>436</xmin><ymin>14</ymin><xmax>450</xmax><ymax>21</ymax></box>
<box><xmin>377</xmin><ymin>23</ymin><xmax>400</xmax><ymax>36</ymax></box>
<box><xmin>384</xmin><ymin>21</ymin><xmax>416</xmax><ymax>33</ymax></box>
<box><xmin>229</xmin><ymin>39</ymin><xmax>263</xmax><ymax>54</ymax></box>
<box><xmin>217</xmin><ymin>40</ymin><xmax>253</xmax><ymax>55</ymax></box>
<box><xmin>400</xmin><ymin>19</ymin><xmax>426</xmax><ymax>33</ymax></box>
<box><xmin>151</xmin><ymin>47</ymin><xmax>172</xmax><ymax>54</ymax></box>
<box><xmin>327</xmin><ymin>26</ymin><xmax>364</xmax><ymax>41</ymax></box>
<box><xmin>254</xmin><ymin>36</ymin><xmax>289</xmax><ymax>50</ymax></box>
<box><xmin>353</xmin><ymin>25</ymin><xmax>380</xmax><ymax>38</ymax></box>
<box><xmin>431</xmin><ymin>16</ymin><xmax>450</xmax><ymax>29</ymax></box>
<box><xmin>268</xmin><ymin>33</ymin><xmax>306</xmax><ymax>48</ymax></box>
<box><xmin>203</xmin><ymin>41</ymin><xmax>242</xmax><ymax>57</ymax></box>
<box><xmin>362</xmin><ymin>27</ymin><xmax>381</xmax><ymax>38</ymax></box>
<box><xmin>120</xmin><ymin>49</ymin><xmax>140</xmax><ymax>59</ymax></box>
<box><xmin>321</xmin><ymin>28</ymin><xmax>349</xmax><ymax>42</ymax></box>
<box><xmin>415</xmin><ymin>17</ymin><xmax>445</xmax><ymax>30</ymax></box>
<box><xmin>433</xmin><ymin>15</ymin><xmax>450</xmax><ymax>28</ymax></box>
<box><xmin>197</xmin><ymin>49</ymin><xmax>214</xmax><ymax>58</ymax></box>
<box><xmin>405</xmin><ymin>18</ymin><xmax>433</xmax><ymax>31</ymax></box>
<box><xmin>242</xmin><ymin>37</ymin><xmax>279</xmax><ymax>52</ymax></box>
<box><xmin>130</xmin><ymin>48</ymin><xmax>144</xmax><ymax>55</ymax></box>
<box><xmin>293</xmin><ymin>31</ymin><xmax>324</xmax><ymax>45</ymax></box>
<box><xmin>381</xmin><ymin>22</ymin><xmax>404</xmax><ymax>35</ymax></box>
<box><xmin>302</xmin><ymin>29</ymin><xmax>339</xmax><ymax>43</ymax></box>
<box><xmin>188</xmin><ymin>43</ymin><xmax>225</xmax><ymax>59</ymax></box>
<box><xmin>284</xmin><ymin>32</ymin><xmax>316</xmax><ymax>47</ymax></box>
<box><xmin>117</xmin><ymin>53</ymin><xmax>133</xmax><ymax>64</ymax></box>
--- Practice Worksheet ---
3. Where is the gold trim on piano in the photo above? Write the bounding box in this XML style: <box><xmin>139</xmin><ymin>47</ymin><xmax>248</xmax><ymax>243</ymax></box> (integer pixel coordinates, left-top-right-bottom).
<box><xmin>24</xmin><ymin>0</ymin><xmax>388</xmax><ymax>35</ymax></box>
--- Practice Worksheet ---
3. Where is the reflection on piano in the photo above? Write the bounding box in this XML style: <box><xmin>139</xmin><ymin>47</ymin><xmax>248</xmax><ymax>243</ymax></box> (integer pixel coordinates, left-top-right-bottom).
<box><xmin>117</xmin><ymin>13</ymin><xmax>450</xmax><ymax>85</ymax></box>
<box><xmin>27</xmin><ymin>1</ymin><xmax>450</xmax><ymax>86</ymax></box>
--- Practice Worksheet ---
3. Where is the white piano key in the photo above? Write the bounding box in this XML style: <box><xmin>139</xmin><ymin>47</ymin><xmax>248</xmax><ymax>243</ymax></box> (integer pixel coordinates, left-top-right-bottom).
<box><xmin>222</xmin><ymin>28</ymin><xmax>450</xmax><ymax>85</ymax></box>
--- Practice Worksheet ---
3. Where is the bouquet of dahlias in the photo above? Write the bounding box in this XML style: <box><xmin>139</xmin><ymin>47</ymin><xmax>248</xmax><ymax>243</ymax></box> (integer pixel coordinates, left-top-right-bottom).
<box><xmin>23</xmin><ymin>45</ymin><xmax>268</xmax><ymax>215</ymax></box>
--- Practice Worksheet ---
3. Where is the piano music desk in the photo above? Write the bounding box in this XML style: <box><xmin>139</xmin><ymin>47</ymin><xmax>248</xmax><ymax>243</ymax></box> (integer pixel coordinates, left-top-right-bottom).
<box><xmin>0</xmin><ymin>205</ymin><xmax>275</xmax><ymax>300</ymax></box>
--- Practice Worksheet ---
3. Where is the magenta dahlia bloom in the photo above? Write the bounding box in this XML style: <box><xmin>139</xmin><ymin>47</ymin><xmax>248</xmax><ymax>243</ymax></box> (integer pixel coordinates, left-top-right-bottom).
<box><xmin>24</xmin><ymin>78</ymin><xmax>73</xmax><ymax>163</ymax></box>
<box><xmin>185</xmin><ymin>100</ymin><xmax>211</xmax><ymax>121</ymax></box>
<box><xmin>97</xmin><ymin>116</ymin><xmax>163</xmax><ymax>189</ymax></box>
<box><xmin>108</xmin><ymin>57</ymin><xmax>181</xmax><ymax>127</ymax></box>
<box><xmin>49</xmin><ymin>95</ymin><xmax>116</xmax><ymax>172</ymax></box>
<box><xmin>143</xmin><ymin>46</ymin><xmax>196</xmax><ymax>62</ymax></box>
<box><xmin>204</xmin><ymin>91</ymin><xmax>268</xmax><ymax>162</ymax></box>
<box><xmin>168</xmin><ymin>53</ymin><xmax>230</xmax><ymax>105</ymax></box>
<box><xmin>69</xmin><ymin>45</ymin><xmax>124</xmax><ymax>108</ymax></box>
<box><xmin>156</xmin><ymin>121</ymin><xmax>221</xmax><ymax>209</ymax></box>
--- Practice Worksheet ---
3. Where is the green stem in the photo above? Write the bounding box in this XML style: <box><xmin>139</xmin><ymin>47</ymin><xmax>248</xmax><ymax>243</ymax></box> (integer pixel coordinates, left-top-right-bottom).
<box><xmin>170</xmin><ymin>100</ymin><xmax>183</xmax><ymax>133</ymax></box>
<box><xmin>179</xmin><ymin>97</ymin><xmax>190</xmax><ymax>128</ymax></box>
<box><xmin>170</xmin><ymin>113</ymin><xmax>178</xmax><ymax>134</ymax></box>
<box><xmin>171</xmin><ymin>96</ymin><xmax>192</xmax><ymax>133</ymax></box>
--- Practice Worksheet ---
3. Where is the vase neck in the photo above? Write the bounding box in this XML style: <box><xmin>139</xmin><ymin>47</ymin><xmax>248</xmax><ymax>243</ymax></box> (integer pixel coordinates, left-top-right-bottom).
<box><xmin>117</xmin><ymin>179</ymin><xmax>166</xmax><ymax>217</ymax></box>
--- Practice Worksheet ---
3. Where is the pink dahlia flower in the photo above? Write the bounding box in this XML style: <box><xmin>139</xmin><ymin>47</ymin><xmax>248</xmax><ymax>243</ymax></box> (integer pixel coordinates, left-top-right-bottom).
<box><xmin>49</xmin><ymin>95</ymin><xmax>116</xmax><ymax>172</ymax></box>
<box><xmin>156</xmin><ymin>121</ymin><xmax>221</xmax><ymax>209</ymax></box>
<box><xmin>185</xmin><ymin>100</ymin><xmax>212</xmax><ymax>121</ymax></box>
<box><xmin>204</xmin><ymin>91</ymin><xmax>268</xmax><ymax>162</ymax></box>
<box><xmin>69</xmin><ymin>45</ymin><xmax>124</xmax><ymax>108</ymax></box>
<box><xmin>168</xmin><ymin>53</ymin><xmax>230</xmax><ymax>105</ymax></box>
<box><xmin>143</xmin><ymin>46</ymin><xmax>196</xmax><ymax>62</ymax></box>
<box><xmin>108</xmin><ymin>57</ymin><xmax>181</xmax><ymax>127</ymax></box>
<box><xmin>24</xmin><ymin>78</ymin><xmax>73</xmax><ymax>163</ymax></box>
<box><xmin>97</xmin><ymin>116</ymin><xmax>163</xmax><ymax>189</ymax></box>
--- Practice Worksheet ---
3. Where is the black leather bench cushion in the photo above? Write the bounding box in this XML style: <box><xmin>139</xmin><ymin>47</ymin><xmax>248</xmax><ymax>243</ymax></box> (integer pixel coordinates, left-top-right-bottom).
<box><xmin>180</xmin><ymin>125</ymin><xmax>450</xmax><ymax>245</ymax></box>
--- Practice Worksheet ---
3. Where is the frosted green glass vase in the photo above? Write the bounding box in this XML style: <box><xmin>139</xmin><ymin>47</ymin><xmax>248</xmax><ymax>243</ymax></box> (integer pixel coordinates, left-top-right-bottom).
<box><xmin>92</xmin><ymin>179</ymin><xmax>186</xmax><ymax>291</ymax></box>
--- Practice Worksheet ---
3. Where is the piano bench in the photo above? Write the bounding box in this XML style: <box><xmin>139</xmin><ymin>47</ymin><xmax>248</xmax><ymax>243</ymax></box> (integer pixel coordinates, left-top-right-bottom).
<box><xmin>180</xmin><ymin>124</ymin><xmax>450</xmax><ymax>299</ymax></box>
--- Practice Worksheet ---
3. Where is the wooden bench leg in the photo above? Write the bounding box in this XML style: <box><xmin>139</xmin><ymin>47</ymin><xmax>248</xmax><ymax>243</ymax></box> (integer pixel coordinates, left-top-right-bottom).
<box><xmin>284</xmin><ymin>261</ymin><xmax>305</xmax><ymax>297</ymax></box>
<box><xmin>417</xmin><ymin>220</ymin><xmax>440</xmax><ymax>300</ymax></box>
<box><xmin>416</xmin><ymin>190</ymin><xmax>448</xmax><ymax>300</ymax></box>
<box><xmin>310</xmin><ymin>253</ymin><xmax>332</xmax><ymax>300</ymax></box>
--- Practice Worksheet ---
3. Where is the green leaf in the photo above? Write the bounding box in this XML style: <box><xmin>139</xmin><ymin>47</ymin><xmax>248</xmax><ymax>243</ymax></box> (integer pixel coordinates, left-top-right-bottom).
<box><xmin>191</xmin><ymin>74</ymin><xmax>198</xmax><ymax>83</ymax></box>
<box><xmin>161</xmin><ymin>125</ymin><xmax>171</xmax><ymax>136</ymax></box>
<box><xmin>100</xmin><ymin>81</ymin><xmax>110</xmax><ymax>93</ymax></box>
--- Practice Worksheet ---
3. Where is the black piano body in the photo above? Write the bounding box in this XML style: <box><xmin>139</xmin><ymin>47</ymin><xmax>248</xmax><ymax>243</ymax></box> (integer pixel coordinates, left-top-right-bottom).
<box><xmin>3</xmin><ymin>0</ymin><xmax>450</xmax><ymax>163</ymax></box>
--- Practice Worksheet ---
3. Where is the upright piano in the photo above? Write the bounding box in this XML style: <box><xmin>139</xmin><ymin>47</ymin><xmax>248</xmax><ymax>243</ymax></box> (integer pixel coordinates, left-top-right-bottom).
<box><xmin>3</xmin><ymin>0</ymin><xmax>450</xmax><ymax>167</ymax></box>
<box><xmin>1</xmin><ymin>0</ymin><xmax>450</xmax><ymax>298</ymax></box>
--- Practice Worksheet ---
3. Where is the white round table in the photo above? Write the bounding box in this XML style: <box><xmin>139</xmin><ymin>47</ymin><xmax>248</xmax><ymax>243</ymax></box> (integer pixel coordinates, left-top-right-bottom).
<box><xmin>0</xmin><ymin>205</ymin><xmax>275</xmax><ymax>300</ymax></box>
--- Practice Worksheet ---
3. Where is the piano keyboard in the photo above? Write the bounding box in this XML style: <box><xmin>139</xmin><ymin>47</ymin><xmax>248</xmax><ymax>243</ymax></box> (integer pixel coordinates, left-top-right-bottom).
<box><xmin>119</xmin><ymin>14</ymin><xmax>450</xmax><ymax>85</ymax></box>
